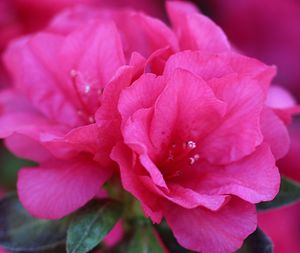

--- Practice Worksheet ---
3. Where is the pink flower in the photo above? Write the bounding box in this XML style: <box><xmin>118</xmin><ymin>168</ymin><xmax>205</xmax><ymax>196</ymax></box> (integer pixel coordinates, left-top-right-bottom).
<box><xmin>110</xmin><ymin>59</ymin><xmax>282</xmax><ymax>253</ymax></box>
<box><xmin>0</xmin><ymin>1</ymin><xmax>294</xmax><ymax>252</ymax></box>
<box><xmin>0</xmin><ymin>1</ymin><xmax>177</xmax><ymax>220</ymax></box>
<box><xmin>105</xmin><ymin>2</ymin><xmax>291</xmax><ymax>252</ymax></box>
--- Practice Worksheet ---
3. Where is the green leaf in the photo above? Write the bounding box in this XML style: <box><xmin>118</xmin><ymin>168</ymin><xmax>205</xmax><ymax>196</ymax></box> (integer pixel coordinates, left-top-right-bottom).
<box><xmin>67</xmin><ymin>199</ymin><xmax>123</xmax><ymax>253</ymax></box>
<box><xmin>236</xmin><ymin>228</ymin><xmax>273</xmax><ymax>253</ymax></box>
<box><xmin>0</xmin><ymin>193</ymin><xmax>70</xmax><ymax>252</ymax></box>
<box><xmin>127</xmin><ymin>222</ymin><xmax>166</xmax><ymax>253</ymax></box>
<box><xmin>257</xmin><ymin>177</ymin><xmax>300</xmax><ymax>211</ymax></box>
<box><xmin>155</xmin><ymin>222</ymin><xmax>194</xmax><ymax>253</ymax></box>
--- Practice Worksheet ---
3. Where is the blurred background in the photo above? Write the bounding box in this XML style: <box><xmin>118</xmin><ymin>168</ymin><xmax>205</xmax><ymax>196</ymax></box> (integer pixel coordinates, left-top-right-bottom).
<box><xmin>0</xmin><ymin>1</ymin><xmax>299</xmax><ymax>252</ymax></box>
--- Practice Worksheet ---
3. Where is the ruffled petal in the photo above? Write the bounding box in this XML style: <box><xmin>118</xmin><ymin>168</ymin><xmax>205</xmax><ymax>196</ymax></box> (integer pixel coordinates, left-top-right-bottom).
<box><xmin>164</xmin><ymin>198</ymin><xmax>256</xmax><ymax>253</ymax></box>
<box><xmin>164</xmin><ymin>51</ymin><xmax>276</xmax><ymax>93</ymax></box>
<box><xmin>261</xmin><ymin>108</ymin><xmax>290</xmax><ymax>159</ymax></box>
<box><xmin>167</xmin><ymin>1</ymin><xmax>230</xmax><ymax>52</ymax></box>
<box><xmin>200</xmin><ymin>75</ymin><xmax>264</xmax><ymax>164</ymax></box>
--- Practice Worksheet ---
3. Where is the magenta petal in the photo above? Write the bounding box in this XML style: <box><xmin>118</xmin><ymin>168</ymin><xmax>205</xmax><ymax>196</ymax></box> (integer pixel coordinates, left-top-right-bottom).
<box><xmin>123</xmin><ymin>107</ymin><xmax>167</xmax><ymax>188</ymax></box>
<box><xmin>94</xmin><ymin>66</ymin><xmax>135</xmax><ymax>167</ymax></box>
<box><xmin>60</xmin><ymin>20</ymin><xmax>125</xmax><ymax>88</ymax></box>
<box><xmin>164</xmin><ymin>198</ymin><xmax>257</xmax><ymax>253</ymax></box>
<box><xmin>150</xmin><ymin>68</ymin><xmax>225</xmax><ymax>151</ymax></box>
<box><xmin>110</xmin><ymin>11</ymin><xmax>178</xmax><ymax>59</ymax></box>
<box><xmin>103</xmin><ymin>221</ymin><xmax>123</xmax><ymax>247</ymax></box>
<box><xmin>164</xmin><ymin>51</ymin><xmax>276</xmax><ymax>93</ymax></box>
<box><xmin>266</xmin><ymin>85</ymin><xmax>296</xmax><ymax>109</ymax></box>
<box><xmin>140</xmin><ymin>177</ymin><xmax>229</xmax><ymax>211</ymax></box>
<box><xmin>4</xmin><ymin>34</ymin><xmax>81</xmax><ymax>127</ymax></box>
<box><xmin>111</xmin><ymin>143</ymin><xmax>163</xmax><ymax>223</ymax></box>
<box><xmin>18</xmin><ymin>158</ymin><xmax>112</xmax><ymax>219</ymax></box>
<box><xmin>118</xmin><ymin>73</ymin><xmax>165</xmax><ymax>123</ymax></box>
<box><xmin>167</xmin><ymin>1</ymin><xmax>230</xmax><ymax>52</ymax></box>
<box><xmin>200</xmin><ymin>75</ymin><xmax>264</xmax><ymax>164</ymax></box>
<box><xmin>162</xmin><ymin>183</ymin><xmax>229</xmax><ymax>211</ymax></box>
<box><xmin>41</xmin><ymin>124</ymin><xmax>99</xmax><ymax>159</ymax></box>
<box><xmin>5</xmin><ymin>134</ymin><xmax>51</xmax><ymax>162</ymax></box>
<box><xmin>261</xmin><ymin>108</ymin><xmax>290</xmax><ymax>159</ymax></box>
<box><xmin>199</xmin><ymin>144</ymin><xmax>280</xmax><ymax>204</ymax></box>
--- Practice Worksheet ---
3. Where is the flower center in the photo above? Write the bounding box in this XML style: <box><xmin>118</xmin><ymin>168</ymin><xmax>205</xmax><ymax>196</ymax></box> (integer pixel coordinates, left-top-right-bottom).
<box><xmin>70</xmin><ymin>69</ymin><xmax>103</xmax><ymax>124</ymax></box>
<box><xmin>162</xmin><ymin>139</ymin><xmax>200</xmax><ymax>179</ymax></box>
<box><xmin>166</xmin><ymin>140</ymin><xmax>200</xmax><ymax>166</ymax></box>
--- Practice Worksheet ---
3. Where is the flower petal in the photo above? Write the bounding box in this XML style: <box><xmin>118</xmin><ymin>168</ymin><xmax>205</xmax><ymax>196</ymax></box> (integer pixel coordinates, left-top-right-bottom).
<box><xmin>164</xmin><ymin>51</ymin><xmax>276</xmax><ymax>93</ymax></box>
<box><xmin>193</xmin><ymin>144</ymin><xmax>280</xmax><ymax>204</ymax></box>
<box><xmin>261</xmin><ymin>108</ymin><xmax>290</xmax><ymax>159</ymax></box>
<box><xmin>167</xmin><ymin>1</ymin><xmax>230</xmax><ymax>52</ymax></box>
<box><xmin>164</xmin><ymin>198</ymin><xmax>256</xmax><ymax>253</ymax></box>
<box><xmin>200</xmin><ymin>75</ymin><xmax>264</xmax><ymax>164</ymax></box>
<box><xmin>111</xmin><ymin>143</ymin><xmax>163</xmax><ymax>223</ymax></box>
<box><xmin>18</xmin><ymin>157</ymin><xmax>112</xmax><ymax>219</ymax></box>
<box><xmin>150</xmin><ymin>68</ymin><xmax>225</xmax><ymax>152</ymax></box>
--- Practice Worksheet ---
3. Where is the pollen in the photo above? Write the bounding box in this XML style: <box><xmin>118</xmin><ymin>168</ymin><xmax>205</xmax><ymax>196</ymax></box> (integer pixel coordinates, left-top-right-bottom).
<box><xmin>185</xmin><ymin>140</ymin><xmax>197</xmax><ymax>150</ymax></box>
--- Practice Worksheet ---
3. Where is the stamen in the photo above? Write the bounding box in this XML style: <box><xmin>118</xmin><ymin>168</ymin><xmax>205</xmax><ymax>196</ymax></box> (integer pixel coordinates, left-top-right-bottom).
<box><xmin>88</xmin><ymin>116</ymin><xmax>95</xmax><ymax>124</ymax></box>
<box><xmin>167</xmin><ymin>153</ymin><xmax>174</xmax><ymax>161</ymax></box>
<box><xmin>84</xmin><ymin>85</ymin><xmax>91</xmax><ymax>94</ymax></box>
<box><xmin>70</xmin><ymin>69</ymin><xmax>78</xmax><ymax>77</ymax></box>
<box><xmin>70</xmin><ymin>69</ymin><xmax>93</xmax><ymax>122</ymax></box>
<box><xmin>185</xmin><ymin>140</ymin><xmax>197</xmax><ymax>150</ymax></box>
<box><xmin>189</xmin><ymin>154</ymin><xmax>200</xmax><ymax>165</ymax></box>
<box><xmin>194</xmin><ymin>154</ymin><xmax>200</xmax><ymax>160</ymax></box>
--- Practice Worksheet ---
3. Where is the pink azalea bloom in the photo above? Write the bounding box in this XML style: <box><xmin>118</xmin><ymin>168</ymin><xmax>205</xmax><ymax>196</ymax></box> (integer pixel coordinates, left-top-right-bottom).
<box><xmin>0</xmin><ymin>1</ymin><xmax>295</xmax><ymax>253</ymax></box>
<box><xmin>105</xmin><ymin>2</ymin><xmax>293</xmax><ymax>253</ymax></box>
<box><xmin>0</xmin><ymin>1</ymin><xmax>176</xmax><ymax>220</ymax></box>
